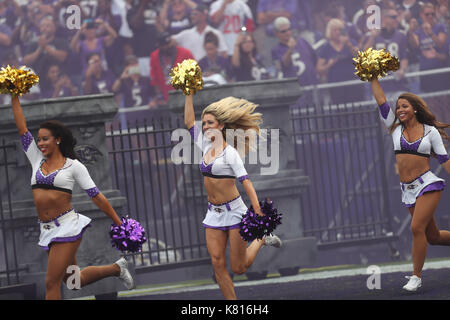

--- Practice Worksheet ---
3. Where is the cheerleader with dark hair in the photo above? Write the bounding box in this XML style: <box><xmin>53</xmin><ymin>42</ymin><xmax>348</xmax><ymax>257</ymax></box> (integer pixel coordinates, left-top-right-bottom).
<box><xmin>370</xmin><ymin>78</ymin><xmax>450</xmax><ymax>291</ymax></box>
<box><xmin>10</xmin><ymin>95</ymin><xmax>135</xmax><ymax>300</ymax></box>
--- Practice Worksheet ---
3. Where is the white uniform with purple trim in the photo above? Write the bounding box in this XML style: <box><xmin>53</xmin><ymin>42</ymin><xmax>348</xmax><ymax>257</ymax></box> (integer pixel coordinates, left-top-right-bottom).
<box><xmin>377</xmin><ymin>102</ymin><xmax>449</xmax><ymax>207</ymax></box>
<box><xmin>189</xmin><ymin>124</ymin><xmax>249</xmax><ymax>230</ymax></box>
<box><xmin>21</xmin><ymin>131</ymin><xmax>99</xmax><ymax>250</ymax></box>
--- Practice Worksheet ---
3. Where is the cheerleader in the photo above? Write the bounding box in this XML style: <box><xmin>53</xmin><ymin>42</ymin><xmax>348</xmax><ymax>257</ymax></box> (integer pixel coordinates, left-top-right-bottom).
<box><xmin>10</xmin><ymin>95</ymin><xmax>134</xmax><ymax>300</ymax></box>
<box><xmin>184</xmin><ymin>93</ymin><xmax>282</xmax><ymax>300</ymax></box>
<box><xmin>370</xmin><ymin>78</ymin><xmax>450</xmax><ymax>291</ymax></box>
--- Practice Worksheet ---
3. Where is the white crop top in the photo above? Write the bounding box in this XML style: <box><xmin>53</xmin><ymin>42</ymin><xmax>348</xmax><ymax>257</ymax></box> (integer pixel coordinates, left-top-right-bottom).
<box><xmin>21</xmin><ymin>131</ymin><xmax>100</xmax><ymax>197</ymax></box>
<box><xmin>189</xmin><ymin>124</ymin><xmax>249</xmax><ymax>182</ymax></box>
<box><xmin>378</xmin><ymin>102</ymin><xmax>449</xmax><ymax>164</ymax></box>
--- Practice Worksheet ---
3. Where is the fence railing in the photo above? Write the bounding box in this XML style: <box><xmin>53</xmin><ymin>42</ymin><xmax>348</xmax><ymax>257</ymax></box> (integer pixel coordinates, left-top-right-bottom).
<box><xmin>0</xmin><ymin>140</ymin><xmax>21</xmax><ymax>286</ymax></box>
<box><xmin>105</xmin><ymin>109</ymin><xmax>211</xmax><ymax>272</ymax></box>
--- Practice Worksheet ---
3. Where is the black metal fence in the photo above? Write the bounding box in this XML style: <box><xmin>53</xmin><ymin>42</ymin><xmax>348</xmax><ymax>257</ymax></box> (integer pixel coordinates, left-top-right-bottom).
<box><xmin>106</xmin><ymin>109</ymin><xmax>211</xmax><ymax>272</ymax></box>
<box><xmin>291</xmin><ymin>101</ymin><xmax>395</xmax><ymax>248</ymax></box>
<box><xmin>0</xmin><ymin>140</ymin><xmax>20</xmax><ymax>286</ymax></box>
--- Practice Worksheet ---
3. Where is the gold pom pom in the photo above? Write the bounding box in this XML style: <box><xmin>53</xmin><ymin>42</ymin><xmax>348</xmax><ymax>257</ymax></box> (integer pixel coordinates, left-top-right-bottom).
<box><xmin>170</xmin><ymin>59</ymin><xmax>204</xmax><ymax>95</ymax></box>
<box><xmin>0</xmin><ymin>65</ymin><xmax>39</xmax><ymax>97</ymax></box>
<box><xmin>353</xmin><ymin>48</ymin><xmax>400</xmax><ymax>81</ymax></box>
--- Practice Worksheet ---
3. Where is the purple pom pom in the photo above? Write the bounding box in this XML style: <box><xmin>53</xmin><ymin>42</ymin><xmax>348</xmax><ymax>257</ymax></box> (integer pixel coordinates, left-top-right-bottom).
<box><xmin>239</xmin><ymin>198</ymin><xmax>282</xmax><ymax>242</ymax></box>
<box><xmin>110</xmin><ymin>216</ymin><xmax>147</xmax><ymax>253</ymax></box>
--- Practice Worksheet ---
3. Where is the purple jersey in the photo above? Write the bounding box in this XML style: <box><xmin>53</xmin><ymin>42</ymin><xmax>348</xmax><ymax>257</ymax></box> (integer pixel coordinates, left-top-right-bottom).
<box><xmin>363</xmin><ymin>30</ymin><xmax>409</xmax><ymax>92</ymax></box>
<box><xmin>317</xmin><ymin>39</ymin><xmax>364</xmax><ymax>103</ymax></box>
<box><xmin>0</xmin><ymin>24</ymin><xmax>12</xmax><ymax>61</ymax></box>
<box><xmin>120</xmin><ymin>77</ymin><xmax>154</xmax><ymax>108</ymax></box>
<box><xmin>167</xmin><ymin>7</ymin><xmax>192</xmax><ymax>35</ymax></box>
<box><xmin>79</xmin><ymin>37</ymin><xmax>108</xmax><ymax>75</ymax></box>
<box><xmin>317</xmin><ymin>39</ymin><xmax>358</xmax><ymax>83</ymax></box>
<box><xmin>271</xmin><ymin>36</ymin><xmax>318</xmax><ymax>86</ymax></box>
<box><xmin>40</xmin><ymin>85</ymin><xmax>72</xmax><ymax>99</ymax></box>
<box><xmin>233</xmin><ymin>53</ymin><xmax>268</xmax><ymax>81</ymax></box>
<box><xmin>87</xmin><ymin>70</ymin><xmax>116</xmax><ymax>94</ymax></box>
<box><xmin>415</xmin><ymin>23</ymin><xmax>449</xmax><ymax>92</ymax></box>
<box><xmin>127</xmin><ymin>1</ymin><xmax>163</xmax><ymax>58</ymax></box>
<box><xmin>257</xmin><ymin>0</ymin><xmax>300</xmax><ymax>36</ymax></box>
<box><xmin>415</xmin><ymin>23</ymin><xmax>448</xmax><ymax>70</ymax></box>
<box><xmin>198</xmin><ymin>55</ymin><xmax>233</xmax><ymax>80</ymax></box>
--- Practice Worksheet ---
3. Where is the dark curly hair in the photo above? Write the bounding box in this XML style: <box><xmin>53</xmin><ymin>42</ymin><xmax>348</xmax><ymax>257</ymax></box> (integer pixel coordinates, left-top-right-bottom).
<box><xmin>39</xmin><ymin>120</ymin><xmax>78</xmax><ymax>160</ymax></box>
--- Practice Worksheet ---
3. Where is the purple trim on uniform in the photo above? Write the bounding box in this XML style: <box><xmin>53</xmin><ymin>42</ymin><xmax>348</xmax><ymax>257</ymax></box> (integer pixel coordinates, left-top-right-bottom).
<box><xmin>378</xmin><ymin>102</ymin><xmax>391</xmax><ymax>120</ymax></box>
<box><xmin>418</xmin><ymin>176</ymin><xmax>424</xmax><ymax>184</ymax></box>
<box><xmin>38</xmin><ymin>208</ymin><xmax>74</xmax><ymax>223</ymax></box>
<box><xmin>402</xmin><ymin>181</ymin><xmax>446</xmax><ymax>208</ymax></box>
<box><xmin>436</xmin><ymin>154</ymin><xmax>450</xmax><ymax>164</ymax></box>
<box><xmin>225</xmin><ymin>203</ymin><xmax>231</xmax><ymax>211</ymax></box>
<box><xmin>200</xmin><ymin>160</ymin><xmax>213</xmax><ymax>174</ymax></box>
<box><xmin>21</xmin><ymin>131</ymin><xmax>34</xmax><ymax>152</ymax></box>
<box><xmin>402</xmin><ymin>170</ymin><xmax>430</xmax><ymax>185</ymax></box>
<box><xmin>400</xmin><ymin>134</ymin><xmax>422</xmax><ymax>153</ymax></box>
<box><xmin>40</xmin><ymin>224</ymin><xmax>91</xmax><ymax>251</ymax></box>
<box><xmin>85</xmin><ymin>187</ymin><xmax>100</xmax><ymax>198</ymax></box>
<box><xmin>208</xmin><ymin>195</ymin><xmax>241</xmax><ymax>207</ymax></box>
<box><xmin>202</xmin><ymin>223</ymin><xmax>241</xmax><ymax>231</ymax></box>
<box><xmin>36</xmin><ymin>167</ymin><xmax>58</xmax><ymax>186</ymax></box>
<box><xmin>238</xmin><ymin>175</ymin><xmax>249</xmax><ymax>183</ymax></box>
<box><xmin>417</xmin><ymin>181</ymin><xmax>446</xmax><ymax>198</ymax></box>
<box><xmin>188</xmin><ymin>125</ymin><xmax>200</xmax><ymax>141</ymax></box>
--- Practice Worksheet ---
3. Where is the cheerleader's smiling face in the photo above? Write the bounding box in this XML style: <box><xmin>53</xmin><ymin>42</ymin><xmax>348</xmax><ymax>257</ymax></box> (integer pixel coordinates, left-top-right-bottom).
<box><xmin>37</xmin><ymin>128</ymin><xmax>61</xmax><ymax>157</ymax></box>
<box><xmin>202</xmin><ymin>113</ymin><xmax>224</xmax><ymax>138</ymax></box>
<box><xmin>396</xmin><ymin>98</ymin><xmax>416</xmax><ymax>123</ymax></box>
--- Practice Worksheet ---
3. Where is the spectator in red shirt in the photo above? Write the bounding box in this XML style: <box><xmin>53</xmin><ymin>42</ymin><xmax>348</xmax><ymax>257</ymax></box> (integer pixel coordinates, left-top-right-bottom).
<box><xmin>150</xmin><ymin>31</ymin><xmax>194</xmax><ymax>104</ymax></box>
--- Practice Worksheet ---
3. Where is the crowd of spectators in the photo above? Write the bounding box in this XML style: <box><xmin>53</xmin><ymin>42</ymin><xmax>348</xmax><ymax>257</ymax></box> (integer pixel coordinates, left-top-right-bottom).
<box><xmin>0</xmin><ymin>0</ymin><xmax>449</xmax><ymax>108</ymax></box>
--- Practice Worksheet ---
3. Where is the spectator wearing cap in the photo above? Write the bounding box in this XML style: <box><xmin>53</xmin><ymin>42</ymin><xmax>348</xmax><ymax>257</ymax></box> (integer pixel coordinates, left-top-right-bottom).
<box><xmin>160</xmin><ymin>0</ymin><xmax>197</xmax><ymax>35</ymax></box>
<box><xmin>172</xmin><ymin>3</ymin><xmax>228</xmax><ymax>61</ymax></box>
<box><xmin>113</xmin><ymin>55</ymin><xmax>156</xmax><ymax>109</ymax></box>
<box><xmin>150</xmin><ymin>31</ymin><xmax>194</xmax><ymax>103</ymax></box>
<box><xmin>127</xmin><ymin>0</ymin><xmax>164</xmax><ymax>78</ymax></box>
<box><xmin>23</xmin><ymin>16</ymin><xmax>69</xmax><ymax>89</ymax></box>
<box><xmin>209</xmin><ymin>0</ymin><xmax>255</xmax><ymax>57</ymax></box>
<box><xmin>272</xmin><ymin>17</ymin><xmax>318</xmax><ymax>88</ymax></box>
<box><xmin>82</xmin><ymin>52</ymin><xmax>117</xmax><ymax>94</ymax></box>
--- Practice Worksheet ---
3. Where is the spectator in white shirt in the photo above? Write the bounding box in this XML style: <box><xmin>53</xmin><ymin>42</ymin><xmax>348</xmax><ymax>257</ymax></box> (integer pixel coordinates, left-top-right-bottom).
<box><xmin>172</xmin><ymin>3</ymin><xmax>228</xmax><ymax>60</ymax></box>
<box><xmin>209</xmin><ymin>0</ymin><xmax>255</xmax><ymax>57</ymax></box>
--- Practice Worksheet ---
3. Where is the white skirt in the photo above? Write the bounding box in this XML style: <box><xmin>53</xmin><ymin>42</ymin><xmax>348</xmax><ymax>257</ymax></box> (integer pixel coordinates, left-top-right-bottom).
<box><xmin>401</xmin><ymin>171</ymin><xmax>446</xmax><ymax>208</ymax></box>
<box><xmin>202</xmin><ymin>196</ymin><xmax>247</xmax><ymax>230</ymax></box>
<box><xmin>38</xmin><ymin>209</ymin><xmax>92</xmax><ymax>250</ymax></box>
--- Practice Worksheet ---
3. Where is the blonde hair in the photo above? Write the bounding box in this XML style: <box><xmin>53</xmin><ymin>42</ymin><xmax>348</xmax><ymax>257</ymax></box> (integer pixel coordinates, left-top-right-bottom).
<box><xmin>202</xmin><ymin>96</ymin><xmax>262</xmax><ymax>154</ymax></box>
<box><xmin>325</xmin><ymin>18</ymin><xmax>345</xmax><ymax>39</ymax></box>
